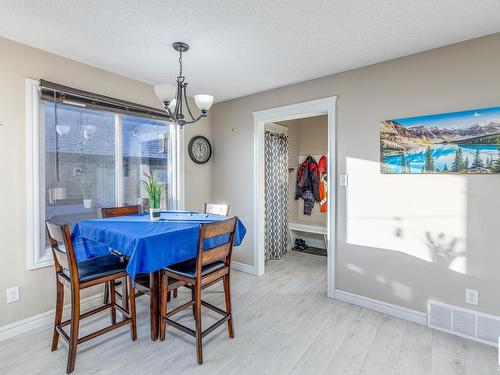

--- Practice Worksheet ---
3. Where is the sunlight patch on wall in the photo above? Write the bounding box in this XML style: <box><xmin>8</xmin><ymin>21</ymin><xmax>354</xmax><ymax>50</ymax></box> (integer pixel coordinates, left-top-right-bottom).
<box><xmin>391</xmin><ymin>281</ymin><xmax>413</xmax><ymax>302</ymax></box>
<box><xmin>346</xmin><ymin>262</ymin><xmax>365</xmax><ymax>275</ymax></box>
<box><xmin>346</xmin><ymin>157</ymin><xmax>467</xmax><ymax>273</ymax></box>
<box><xmin>448</xmin><ymin>256</ymin><xmax>467</xmax><ymax>275</ymax></box>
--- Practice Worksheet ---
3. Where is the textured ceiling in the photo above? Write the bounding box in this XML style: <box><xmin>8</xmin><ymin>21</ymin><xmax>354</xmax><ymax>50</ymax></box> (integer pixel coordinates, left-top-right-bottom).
<box><xmin>1</xmin><ymin>0</ymin><xmax>500</xmax><ymax>102</ymax></box>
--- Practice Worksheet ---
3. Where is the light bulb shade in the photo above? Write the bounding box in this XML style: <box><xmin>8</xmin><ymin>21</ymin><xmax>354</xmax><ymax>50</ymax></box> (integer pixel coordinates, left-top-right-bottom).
<box><xmin>56</xmin><ymin>124</ymin><xmax>71</xmax><ymax>136</ymax></box>
<box><xmin>83</xmin><ymin>125</ymin><xmax>96</xmax><ymax>140</ymax></box>
<box><xmin>168</xmin><ymin>99</ymin><xmax>177</xmax><ymax>112</ymax></box>
<box><xmin>194</xmin><ymin>95</ymin><xmax>214</xmax><ymax>111</ymax></box>
<box><xmin>154</xmin><ymin>84</ymin><xmax>176</xmax><ymax>103</ymax></box>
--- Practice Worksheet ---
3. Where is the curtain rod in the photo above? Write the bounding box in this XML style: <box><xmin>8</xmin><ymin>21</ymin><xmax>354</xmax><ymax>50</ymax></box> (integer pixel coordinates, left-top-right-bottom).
<box><xmin>39</xmin><ymin>79</ymin><xmax>171</xmax><ymax>120</ymax></box>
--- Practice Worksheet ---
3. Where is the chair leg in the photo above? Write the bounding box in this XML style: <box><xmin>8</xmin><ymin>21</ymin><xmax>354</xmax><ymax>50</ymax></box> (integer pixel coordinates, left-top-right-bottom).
<box><xmin>121</xmin><ymin>277</ymin><xmax>129</xmax><ymax>318</ymax></box>
<box><xmin>128</xmin><ymin>277</ymin><xmax>137</xmax><ymax>341</ymax></box>
<box><xmin>103</xmin><ymin>282</ymin><xmax>109</xmax><ymax>304</ymax></box>
<box><xmin>110</xmin><ymin>281</ymin><xmax>117</xmax><ymax>325</ymax></box>
<box><xmin>173</xmin><ymin>288</ymin><xmax>178</xmax><ymax>298</ymax></box>
<box><xmin>66</xmin><ymin>288</ymin><xmax>80</xmax><ymax>374</ymax></box>
<box><xmin>223</xmin><ymin>274</ymin><xmax>235</xmax><ymax>338</ymax></box>
<box><xmin>195</xmin><ymin>284</ymin><xmax>203</xmax><ymax>365</ymax></box>
<box><xmin>159</xmin><ymin>272</ymin><xmax>167</xmax><ymax>341</ymax></box>
<box><xmin>51</xmin><ymin>280</ymin><xmax>64</xmax><ymax>351</ymax></box>
<box><xmin>191</xmin><ymin>286</ymin><xmax>196</xmax><ymax>317</ymax></box>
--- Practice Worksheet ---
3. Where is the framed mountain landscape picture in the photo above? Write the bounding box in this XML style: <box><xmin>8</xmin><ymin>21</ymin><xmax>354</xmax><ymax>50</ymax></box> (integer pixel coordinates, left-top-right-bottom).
<box><xmin>380</xmin><ymin>106</ymin><xmax>500</xmax><ymax>174</ymax></box>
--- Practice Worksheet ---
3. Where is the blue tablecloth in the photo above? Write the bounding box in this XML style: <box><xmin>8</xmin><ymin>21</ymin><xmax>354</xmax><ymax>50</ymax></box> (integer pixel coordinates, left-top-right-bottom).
<box><xmin>71</xmin><ymin>211</ymin><xmax>246</xmax><ymax>280</ymax></box>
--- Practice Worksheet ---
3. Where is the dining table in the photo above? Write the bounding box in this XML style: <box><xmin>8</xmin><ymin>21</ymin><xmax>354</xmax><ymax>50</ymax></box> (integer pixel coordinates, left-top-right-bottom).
<box><xmin>71</xmin><ymin>211</ymin><xmax>247</xmax><ymax>340</ymax></box>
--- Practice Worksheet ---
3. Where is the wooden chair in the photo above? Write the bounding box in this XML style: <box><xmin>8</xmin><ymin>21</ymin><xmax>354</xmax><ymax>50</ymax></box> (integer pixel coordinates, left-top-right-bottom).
<box><xmin>204</xmin><ymin>203</ymin><xmax>230</xmax><ymax>216</ymax></box>
<box><xmin>46</xmin><ymin>220</ymin><xmax>137</xmax><ymax>374</ymax></box>
<box><xmin>101</xmin><ymin>205</ymin><xmax>140</xmax><ymax>307</ymax></box>
<box><xmin>159</xmin><ymin>217</ymin><xmax>237</xmax><ymax>364</ymax></box>
<box><xmin>101</xmin><ymin>204</ymin><xmax>142</xmax><ymax>218</ymax></box>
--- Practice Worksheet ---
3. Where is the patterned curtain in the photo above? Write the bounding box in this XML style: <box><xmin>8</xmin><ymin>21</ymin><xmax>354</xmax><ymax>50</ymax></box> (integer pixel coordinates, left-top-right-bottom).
<box><xmin>264</xmin><ymin>131</ymin><xmax>289</xmax><ymax>260</ymax></box>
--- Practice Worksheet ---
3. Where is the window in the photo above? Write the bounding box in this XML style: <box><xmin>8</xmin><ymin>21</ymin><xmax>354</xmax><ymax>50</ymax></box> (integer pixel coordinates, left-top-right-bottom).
<box><xmin>26</xmin><ymin>79</ymin><xmax>182</xmax><ymax>269</ymax></box>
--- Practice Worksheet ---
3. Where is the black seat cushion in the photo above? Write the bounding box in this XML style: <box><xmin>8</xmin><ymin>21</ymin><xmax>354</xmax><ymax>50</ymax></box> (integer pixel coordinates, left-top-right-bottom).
<box><xmin>165</xmin><ymin>259</ymin><xmax>225</xmax><ymax>279</ymax></box>
<box><xmin>68</xmin><ymin>254</ymin><xmax>128</xmax><ymax>283</ymax></box>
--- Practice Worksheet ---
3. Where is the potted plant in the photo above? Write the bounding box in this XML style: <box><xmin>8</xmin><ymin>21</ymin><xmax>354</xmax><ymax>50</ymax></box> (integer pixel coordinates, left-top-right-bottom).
<box><xmin>141</xmin><ymin>172</ymin><xmax>164</xmax><ymax>221</ymax></box>
<box><xmin>73</xmin><ymin>167</ymin><xmax>94</xmax><ymax>208</ymax></box>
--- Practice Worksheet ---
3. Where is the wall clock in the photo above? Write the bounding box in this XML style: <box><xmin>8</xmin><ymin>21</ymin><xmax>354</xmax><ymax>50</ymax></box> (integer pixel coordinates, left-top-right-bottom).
<box><xmin>188</xmin><ymin>135</ymin><xmax>212</xmax><ymax>164</ymax></box>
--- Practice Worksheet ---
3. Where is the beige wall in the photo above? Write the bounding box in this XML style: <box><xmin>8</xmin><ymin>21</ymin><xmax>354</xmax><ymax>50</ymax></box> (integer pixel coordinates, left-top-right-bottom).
<box><xmin>279</xmin><ymin>116</ymin><xmax>328</xmax><ymax>225</ymax></box>
<box><xmin>0</xmin><ymin>37</ymin><xmax>212</xmax><ymax>327</ymax></box>
<box><xmin>211</xmin><ymin>33</ymin><xmax>500</xmax><ymax>315</ymax></box>
<box><xmin>183</xmin><ymin>100</ymin><xmax>213</xmax><ymax>212</ymax></box>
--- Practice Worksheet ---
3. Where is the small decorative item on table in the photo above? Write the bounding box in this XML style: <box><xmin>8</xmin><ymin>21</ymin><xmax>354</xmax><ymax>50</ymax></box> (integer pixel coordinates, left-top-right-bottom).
<box><xmin>141</xmin><ymin>172</ymin><xmax>164</xmax><ymax>221</ymax></box>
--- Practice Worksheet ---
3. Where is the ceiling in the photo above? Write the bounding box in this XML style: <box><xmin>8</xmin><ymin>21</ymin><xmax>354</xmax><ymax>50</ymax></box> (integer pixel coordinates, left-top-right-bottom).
<box><xmin>1</xmin><ymin>1</ymin><xmax>500</xmax><ymax>102</ymax></box>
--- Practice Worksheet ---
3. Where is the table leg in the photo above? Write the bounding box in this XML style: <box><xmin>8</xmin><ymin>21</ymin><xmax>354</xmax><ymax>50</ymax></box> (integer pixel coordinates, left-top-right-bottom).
<box><xmin>150</xmin><ymin>271</ymin><xmax>160</xmax><ymax>341</ymax></box>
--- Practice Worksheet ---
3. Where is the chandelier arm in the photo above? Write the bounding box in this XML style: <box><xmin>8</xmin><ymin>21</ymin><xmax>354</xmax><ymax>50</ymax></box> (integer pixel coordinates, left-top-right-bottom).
<box><xmin>173</xmin><ymin>80</ymin><xmax>182</xmax><ymax>119</ymax></box>
<box><xmin>165</xmin><ymin>106</ymin><xmax>175</xmax><ymax>121</ymax></box>
<box><xmin>183</xmin><ymin>85</ymin><xmax>196</xmax><ymax>121</ymax></box>
<box><xmin>182</xmin><ymin>114</ymin><xmax>205</xmax><ymax>125</ymax></box>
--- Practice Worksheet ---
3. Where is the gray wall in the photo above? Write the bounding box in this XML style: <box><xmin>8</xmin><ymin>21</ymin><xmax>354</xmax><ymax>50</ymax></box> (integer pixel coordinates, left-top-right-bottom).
<box><xmin>211</xmin><ymin>33</ymin><xmax>500</xmax><ymax>315</ymax></box>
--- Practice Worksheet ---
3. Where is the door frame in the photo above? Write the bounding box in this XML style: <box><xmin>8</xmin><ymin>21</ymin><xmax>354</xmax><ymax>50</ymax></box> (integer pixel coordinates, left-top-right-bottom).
<box><xmin>253</xmin><ymin>96</ymin><xmax>337</xmax><ymax>298</ymax></box>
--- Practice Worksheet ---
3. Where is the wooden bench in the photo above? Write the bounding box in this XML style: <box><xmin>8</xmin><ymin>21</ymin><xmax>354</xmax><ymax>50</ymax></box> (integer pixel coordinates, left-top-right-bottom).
<box><xmin>288</xmin><ymin>221</ymin><xmax>327</xmax><ymax>249</ymax></box>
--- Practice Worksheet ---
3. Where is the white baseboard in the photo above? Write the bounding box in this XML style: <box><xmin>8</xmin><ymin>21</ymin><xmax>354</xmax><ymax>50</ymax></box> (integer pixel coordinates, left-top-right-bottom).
<box><xmin>232</xmin><ymin>261</ymin><xmax>257</xmax><ymax>275</ymax></box>
<box><xmin>0</xmin><ymin>293</ymin><xmax>103</xmax><ymax>342</ymax></box>
<box><xmin>334</xmin><ymin>289</ymin><xmax>427</xmax><ymax>326</ymax></box>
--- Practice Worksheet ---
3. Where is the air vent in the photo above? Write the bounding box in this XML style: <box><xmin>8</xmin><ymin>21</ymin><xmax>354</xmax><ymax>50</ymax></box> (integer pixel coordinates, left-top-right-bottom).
<box><xmin>453</xmin><ymin>310</ymin><xmax>475</xmax><ymax>337</ymax></box>
<box><xmin>429</xmin><ymin>303</ymin><xmax>451</xmax><ymax>331</ymax></box>
<box><xmin>477</xmin><ymin>316</ymin><xmax>500</xmax><ymax>344</ymax></box>
<box><xmin>428</xmin><ymin>300</ymin><xmax>500</xmax><ymax>347</ymax></box>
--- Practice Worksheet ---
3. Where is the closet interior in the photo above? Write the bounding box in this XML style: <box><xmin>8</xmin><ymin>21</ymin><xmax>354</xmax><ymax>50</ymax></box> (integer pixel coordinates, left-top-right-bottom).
<box><xmin>264</xmin><ymin>115</ymin><xmax>328</xmax><ymax>263</ymax></box>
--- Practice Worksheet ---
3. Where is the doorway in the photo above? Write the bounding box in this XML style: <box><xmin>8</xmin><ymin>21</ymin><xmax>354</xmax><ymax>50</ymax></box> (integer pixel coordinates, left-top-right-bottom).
<box><xmin>253</xmin><ymin>97</ymin><xmax>337</xmax><ymax>297</ymax></box>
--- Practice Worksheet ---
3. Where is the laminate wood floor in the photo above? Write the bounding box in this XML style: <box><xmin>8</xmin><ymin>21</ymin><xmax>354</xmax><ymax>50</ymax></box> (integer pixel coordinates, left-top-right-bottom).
<box><xmin>0</xmin><ymin>251</ymin><xmax>497</xmax><ymax>374</ymax></box>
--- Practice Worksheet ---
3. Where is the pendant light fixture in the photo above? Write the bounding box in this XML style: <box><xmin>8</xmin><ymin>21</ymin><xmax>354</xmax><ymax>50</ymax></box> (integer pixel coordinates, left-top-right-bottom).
<box><xmin>154</xmin><ymin>42</ymin><xmax>214</xmax><ymax>126</ymax></box>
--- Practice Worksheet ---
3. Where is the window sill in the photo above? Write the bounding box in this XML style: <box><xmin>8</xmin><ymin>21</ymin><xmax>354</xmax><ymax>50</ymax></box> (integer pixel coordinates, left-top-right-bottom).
<box><xmin>27</xmin><ymin>258</ymin><xmax>53</xmax><ymax>271</ymax></box>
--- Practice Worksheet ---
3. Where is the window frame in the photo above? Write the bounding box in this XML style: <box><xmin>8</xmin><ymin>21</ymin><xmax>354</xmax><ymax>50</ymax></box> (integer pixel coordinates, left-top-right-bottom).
<box><xmin>26</xmin><ymin>79</ymin><xmax>185</xmax><ymax>270</ymax></box>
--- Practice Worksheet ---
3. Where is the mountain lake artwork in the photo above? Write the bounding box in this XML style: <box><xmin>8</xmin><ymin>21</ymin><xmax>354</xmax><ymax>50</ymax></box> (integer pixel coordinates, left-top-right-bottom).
<box><xmin>380</xmin><ymin>106</ymin><xmax>500</xmax><ymax>174</ymax></box>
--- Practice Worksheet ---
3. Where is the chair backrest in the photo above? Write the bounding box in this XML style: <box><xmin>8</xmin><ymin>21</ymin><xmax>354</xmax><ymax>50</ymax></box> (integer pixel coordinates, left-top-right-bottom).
<box><xmin>101</xmin><ymin>205</ymin><xmax>140</xmax><ymax>218</ymax></box>
<box><xmin>45</xmin><ymin>220</ymin><xmax>79</xmax><ymax>283</ymax></box>
<box><xmin>196</xmin><ymin>217</ymin><xmax>237</xmax><ymax>275</ymax></box>
<box><xmin>204</xmin><ymin>203</ymin><xmax>230</xmax><ymax>216</ymax></box>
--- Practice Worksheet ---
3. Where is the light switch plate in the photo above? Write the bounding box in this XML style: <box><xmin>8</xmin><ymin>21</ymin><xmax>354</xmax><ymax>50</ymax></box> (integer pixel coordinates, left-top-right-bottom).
<box><xmin>465</xmin><ymin>288</ymin><xmax>478</xmax><ymax>305</ymax></box>
<box><xmin>339</xmin><ymin>174</ymin><xmax>348</xmax><ymax>187</ymax></box>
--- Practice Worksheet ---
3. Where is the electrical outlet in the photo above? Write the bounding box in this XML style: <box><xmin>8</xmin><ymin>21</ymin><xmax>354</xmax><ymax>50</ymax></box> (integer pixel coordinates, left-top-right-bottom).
<box><xmin>339</xmin><ymin>174</ymin><xmax>348</xmax><ymax>187</ymax></box>
<box><xmin>6</xmin><ymin>286</ymin><xmax>20</xmax><ymax>304</ymax></box>
<box><xmin>465</xmin><ymin>288</ymin><xmax>478</xmax><ymax>305</ymax></box>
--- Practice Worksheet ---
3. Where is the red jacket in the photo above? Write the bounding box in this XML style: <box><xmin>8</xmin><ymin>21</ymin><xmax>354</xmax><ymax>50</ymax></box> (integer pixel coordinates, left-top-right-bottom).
<box><xmin>295</xmin><ymin>156</ymin><xmax>320</xmax><ymax>202</ymax></box>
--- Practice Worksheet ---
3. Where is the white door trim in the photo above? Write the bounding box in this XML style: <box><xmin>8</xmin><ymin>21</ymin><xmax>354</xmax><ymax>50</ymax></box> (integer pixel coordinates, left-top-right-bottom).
<box><xmin>253</xmin><ymin>96</ymin><xmax>337</xmax><ymax>298</ymax></box>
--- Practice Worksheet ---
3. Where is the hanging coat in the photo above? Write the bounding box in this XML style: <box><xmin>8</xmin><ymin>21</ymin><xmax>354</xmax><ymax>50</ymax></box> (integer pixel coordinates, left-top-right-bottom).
<box><xmin>318</xmin><ymin>156</ymin><xmax>328</xmax><ymax>213</ymax></box>
<box><xmin>295</xmin><ymin>156</ymin><xmax>320</xmax><ymax>215</ymax></box>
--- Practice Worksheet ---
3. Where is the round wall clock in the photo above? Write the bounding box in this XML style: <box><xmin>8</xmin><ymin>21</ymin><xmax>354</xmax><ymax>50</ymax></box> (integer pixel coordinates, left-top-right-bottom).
<box><xmin>188</xmin><ymin>135</ymin><xmax>212</xmax><ymax>164</ymax></box>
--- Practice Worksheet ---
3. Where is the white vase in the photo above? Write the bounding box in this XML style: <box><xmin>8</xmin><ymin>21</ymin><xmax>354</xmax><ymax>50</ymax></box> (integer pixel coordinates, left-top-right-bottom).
<box><xmin>150</xmin><ymin>208</ymin><xmax>161</xmax><ymax>221</ymax></box>
<box><xmin>83</xmin><ymin>199</ymin><xmax>93</xmax><ymax>209</ymax></box>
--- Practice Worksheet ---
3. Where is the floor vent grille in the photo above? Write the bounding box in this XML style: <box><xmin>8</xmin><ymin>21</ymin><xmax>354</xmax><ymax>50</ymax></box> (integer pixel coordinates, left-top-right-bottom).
<box><xmin>428</xmin><ymin>300</ymin><xmax>500</xmax><ymax>347</ymax></box>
